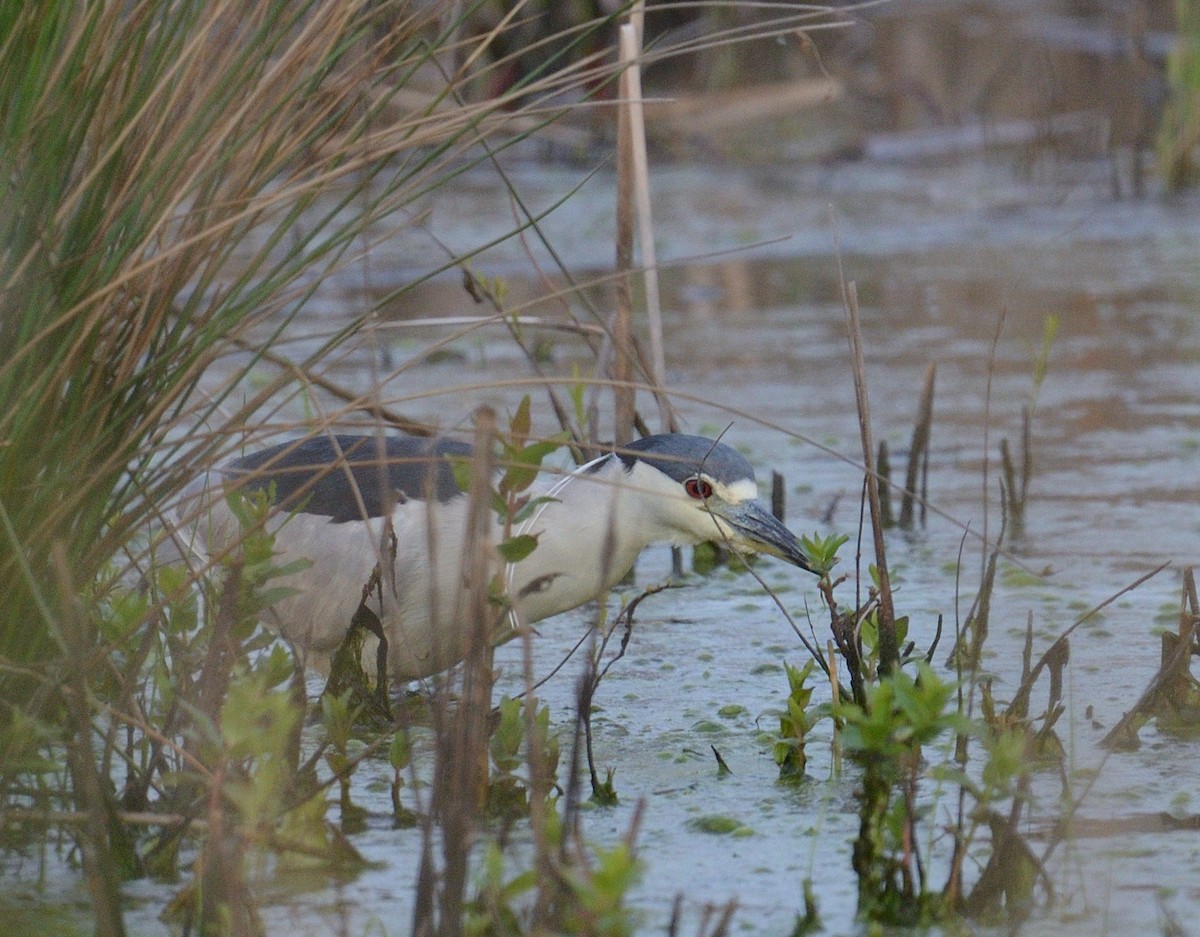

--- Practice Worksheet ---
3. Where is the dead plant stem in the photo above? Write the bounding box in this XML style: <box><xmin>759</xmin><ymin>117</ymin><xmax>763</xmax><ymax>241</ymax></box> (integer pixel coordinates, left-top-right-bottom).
<box><xmin>840</xmin><ymin>277</ymin><xmax>898</xmax><ymax>673</ymax></box>
<box><xmin>619</xmin><ymin>21</ymin><xmax>674</xmax><ymax>434</ymax></box>
<box><xmin>612</xmin><ymin>25</ymin><xmax>637</xmax><ymax>445</ymax></box>
<box><xmin>900</xmin><ymin>363</ymin><xmax>935</xmax><ymax>528</ymax></box>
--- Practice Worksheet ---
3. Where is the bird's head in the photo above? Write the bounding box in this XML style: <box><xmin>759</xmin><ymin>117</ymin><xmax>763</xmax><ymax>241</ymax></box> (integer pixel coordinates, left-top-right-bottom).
<box><xmin>616</xmin><ymin>434</ymin><xmax>817</xmax><ymax>574</ymax></box>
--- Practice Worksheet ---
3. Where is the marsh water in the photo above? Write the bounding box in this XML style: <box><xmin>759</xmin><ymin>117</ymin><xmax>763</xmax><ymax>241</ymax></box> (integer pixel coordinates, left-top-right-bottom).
<box><xmin>211</xmin><ymin>154</ymin><xmax>1200</xmax><ymax>933</ymax></box>
<box><xmin>9</xmin><ymin>149</ymin><xmax>1200</xmax><ymax>934</ymax></box>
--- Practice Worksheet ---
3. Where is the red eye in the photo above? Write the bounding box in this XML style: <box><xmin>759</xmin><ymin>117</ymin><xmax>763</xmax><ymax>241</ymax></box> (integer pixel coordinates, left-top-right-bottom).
<box><xmin>684</xmin><ymin>477</ymin><xmax>713</xmax><ymax>500</ymax></box>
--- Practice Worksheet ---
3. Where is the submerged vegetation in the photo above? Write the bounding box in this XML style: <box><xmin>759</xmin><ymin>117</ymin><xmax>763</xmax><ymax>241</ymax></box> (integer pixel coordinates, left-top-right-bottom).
<box><xmin>2</xmin><ymin>2</ymin><xmax>1199</xmax><ymax>936</ymax></box>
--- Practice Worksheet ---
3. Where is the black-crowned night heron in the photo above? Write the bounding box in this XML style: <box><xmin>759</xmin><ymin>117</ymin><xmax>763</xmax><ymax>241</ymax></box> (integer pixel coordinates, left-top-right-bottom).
<box><xmin>181</xmin><ymin>432</ymin><xmax>815</xmax><ymax>680</ymax></box>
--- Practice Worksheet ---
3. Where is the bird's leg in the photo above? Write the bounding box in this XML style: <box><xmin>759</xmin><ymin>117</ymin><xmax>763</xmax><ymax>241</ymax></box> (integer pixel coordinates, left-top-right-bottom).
<box><xmin>321</xmin><ymin>560</ymin><xmax>393</xmax><ymax>724</ymax></box>
<box><xmin>348</xmin><ymin>597</ymin><xmax>390</xmax><ymax>719</ymax></box>
<box><xmin>372</xmin><ymin>520</ymin><xmax>399</xmax><ymax>712</ymax></box>
<box><xmin>353</xmin><ymin>559</ymin><xmax>391</xmax><ymax>719</ymax></box>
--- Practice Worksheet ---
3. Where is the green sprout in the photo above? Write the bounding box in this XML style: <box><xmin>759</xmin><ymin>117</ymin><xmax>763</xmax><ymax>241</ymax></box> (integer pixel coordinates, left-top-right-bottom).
<box><xmin>772</xmin><ymin>659</ymin><xmax>826</xmax><ymax>780</ymax></box>
<box><xmin>800</xmin><ymin>531</ymin><xmax>850</xmax><ymax>579</ymax></box>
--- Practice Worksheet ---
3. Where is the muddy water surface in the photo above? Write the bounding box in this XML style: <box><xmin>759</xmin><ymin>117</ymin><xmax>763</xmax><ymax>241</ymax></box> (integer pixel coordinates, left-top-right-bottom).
<box><xmin>13</xmin><ymin>151</ymin><xmax>1200</xmax><ymax>935</ymax></box>
<box><xmin>218</xmin><ymin>153</ymin><xmax>1200</xmax><ymax>935</ymax></box>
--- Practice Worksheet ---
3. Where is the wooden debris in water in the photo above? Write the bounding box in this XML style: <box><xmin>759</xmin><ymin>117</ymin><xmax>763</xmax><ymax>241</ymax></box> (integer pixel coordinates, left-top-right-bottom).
<box><xmin>1102</xmin><ymin>567</ymin><xmax>1200</xmax><ymax>750</ymax></box>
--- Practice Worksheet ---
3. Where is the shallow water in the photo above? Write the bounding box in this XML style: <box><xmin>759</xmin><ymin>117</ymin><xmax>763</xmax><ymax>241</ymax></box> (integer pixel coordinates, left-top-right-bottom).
<box><xmin>8</xmin><ymin>147</ymin><xmax>1200</xmax><ymax>934</ymax></box>
<box><xmin>255</xmin><ymin>151</ymin><xmax>1200</xmax><ymax>932</ymax></box>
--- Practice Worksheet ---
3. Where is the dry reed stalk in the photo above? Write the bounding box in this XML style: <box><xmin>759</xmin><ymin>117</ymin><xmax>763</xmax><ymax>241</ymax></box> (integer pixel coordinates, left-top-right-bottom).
<box><xmin>617</xmin><ymin>9</ymin><xmax>684</xmax><ymax>573</ymax></box>
<box><xmin>414</xmin><ymin>407</ymin><xmax>496</xmax><ymax>937</ymax></box>
<box><xmin>612</xmin><ymin>28</ymin><xmax>638</xmax><ymax>446</ymax></box>
<box><xmin>900</xmin><ymin>363</ymin><xmax>935</xmax><ymax>528</ymax></box>
<box><xmin>519</xmin><ymin>593</ymin><xmax>557</xmax><ymax>925</ymax></box>
<box><xmin>619</xmin><ymin>21</ymin><xmax>674</xmax><ymax>434</ymax></box>
<box><xmin>979</xmin><ymin>310</ymin><xmax>1006</xmax><ymax>578</ymax></box>
<box><xmin>840</xmin><ymin>278</ymin><xmax>899</xmax><ymax>673</ymax></box>
<box><xmin>876</xmin><ymin>439</ymin><xmax>893</xmax><ymax>528</ymax></box>
<box><xmin>231</xmin><ymin>338</ymin><xmax>434</xmax><ymax>436</ymax></box>
<box><xmin>999</xmin><ymin>403</ymin><xmax>1033</xmax><ymax>534</ymax></box>
<box><xmin>455</xmin><ymin>266</ymin><xmax>585</xmax><ymax>458</ymax></box>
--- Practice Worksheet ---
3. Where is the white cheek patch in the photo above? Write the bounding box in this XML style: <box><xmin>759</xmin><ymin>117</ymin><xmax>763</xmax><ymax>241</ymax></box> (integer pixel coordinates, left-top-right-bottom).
<box><xmin>710</xmin><ymin>477</ymin><xmax>758</xmax><ymax>504</ymax></box>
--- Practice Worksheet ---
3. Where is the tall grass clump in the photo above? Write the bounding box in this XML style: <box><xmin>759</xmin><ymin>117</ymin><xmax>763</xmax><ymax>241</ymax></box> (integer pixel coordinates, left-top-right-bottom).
<box><xmin>0</xmin><ymin>0</ymin><xmax>622</xmax><ymax>714</ymax></box>
<box><xmin>0</xmin><ymin>0</ymin><xmax>611</xmax><ymax>695</ymax></box>
<box><xmin>0</xmin><ymin>0</ymin><xmax>621</xmax><ymax>930</ymax></box>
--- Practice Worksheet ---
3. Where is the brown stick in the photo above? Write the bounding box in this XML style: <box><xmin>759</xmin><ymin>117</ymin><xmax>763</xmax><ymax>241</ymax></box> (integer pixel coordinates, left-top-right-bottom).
<box><xmin>441</xmin><ymin>408</ymin><xmax>496</xmax><ymax>934</ymax></box>
<box><xmin>620</xmin><ymin>22</ymin><xmax>674</xmax><ymax>435</ymax></box>
<box><xmin>612</xmin><ymin>40</ymin><xmax>637</xmax><ymax>446</ymax></box>
<box><xmin>899</xmin><ymin>363</ymin><xmax>935</xmax><ymax>528</ymax></box>
<box><xmin>841</xmin><ymin>279</ymin><xmax>899</xmax><ymax>674</ymax></box>
<box><xmin>415</xmin><ymin>409</ymin><xmax>497</xmax><ymax>937</ymax></box>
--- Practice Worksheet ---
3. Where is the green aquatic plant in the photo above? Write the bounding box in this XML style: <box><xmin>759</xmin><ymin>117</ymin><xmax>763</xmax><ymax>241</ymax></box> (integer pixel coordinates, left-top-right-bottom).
<box><xmin>799</xmin><ymin>531</ymin><xmax>851</xmax><ymax>580</ymax></box>
<box><xmin>389</xmin><ymin>728</ymin><xmax>419</xmax><ymax>829</ymax></box>
<box><xmin>838</xmin><ymin>662</ymin><xmax>962</xmax><ymax>925</ymax></box>
<box><xmin>447</xmin><ymin>396</ymin><xmax>569</xmax><ymax>604</ymax></box>
<box><xmin>772</xmin><ymin>659</ymin><xmax>825</xmax><ymax>780</ymax></box>
<box><xmin>147</xmin><ymin>495</ymin><xmax>371</xmax><ymax>935</ymax></box>
<box><xmin>800</xmin><ymin>482</ymin><xmax>1038</xmax><ymax>925</ymax></box>
<box><xmin>486</xmin><ymin>695</ymin><xmax>560</xmax><ymax>822</ymax></box>
<box><xmin>791</xmin><ymin>879</ymin><xmax>822</xmax><ymax>936</ymax></box>
<box><xmin>466</xmin><ymin>818</ymin><xmax>642</xmax><ymax>937</ymax></box>
<box><xmin>321</xmin><ymin>690</ymin><xmax>369</xmax><ymax>835</ymax></box>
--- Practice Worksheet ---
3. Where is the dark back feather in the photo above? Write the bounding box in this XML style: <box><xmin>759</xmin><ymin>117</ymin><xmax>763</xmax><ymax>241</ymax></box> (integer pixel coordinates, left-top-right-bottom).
<box><xmin>226</xmin><ymin>434</ymin><xmax>470</xmax><ymax>522</ymax></box>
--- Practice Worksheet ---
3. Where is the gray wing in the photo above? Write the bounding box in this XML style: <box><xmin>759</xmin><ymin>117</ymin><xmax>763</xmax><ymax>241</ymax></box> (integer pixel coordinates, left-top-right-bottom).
<box><xmin>226</xmin><ymin>434</ymin><xmax>471</xmax><ymax>522</ymax></box>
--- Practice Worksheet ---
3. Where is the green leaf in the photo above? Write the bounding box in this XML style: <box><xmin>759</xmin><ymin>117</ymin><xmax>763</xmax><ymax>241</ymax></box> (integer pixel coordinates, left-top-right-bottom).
<box><xmin>799</xmin><ymin>531</ymin><xmax>849</xmax><ymax>576</ymax></box>
<box><xmin>510</xmin><ymin>395</ymin><xmax>531</xmax><ymax>448</ymax></box>
<box><xmin>388</xmin><ymin>730</ymin><xmax>410</xmax><ymax>770</ymax></box>
<box><xmin>449</xmin><ymin>456</ymin><xmax>474</xmax><ymax>494</ymax></box>
<box><xmin>490</xmin><ymin>696</ymin><xmax>524</xmax><ymax>771</ymax></box>
<box><xmin>512</xmin><ymin>494</ymin><xmax>560</xmax><ymax>523</ymax></box>
<box><xmin>499</xmin><ymin>462</ymin><xmax>539</xmax><ymax>495</ymax></box>
<box><xmin>569</xmin><ymin>372</ymin><xmax>587</xmax><ymax>428</ymax></box>
<box><xmin>516</xmin><ymin>438</ymin><xmax>562</xmax><ymax>465</ymax></box>
<box><xmin>499</xmin><ymin>434</ymin><xmax>566</xmax><ymax>494</ymax></box>
<box><xmin>99</xmin><ymin>586</ymin><xmax>149</xmax><ymax>643</ymax></box>
<box><xmin>497</xmin><ymin>533</ymin><xmax>539</xmax><ymax>563</ymax></box>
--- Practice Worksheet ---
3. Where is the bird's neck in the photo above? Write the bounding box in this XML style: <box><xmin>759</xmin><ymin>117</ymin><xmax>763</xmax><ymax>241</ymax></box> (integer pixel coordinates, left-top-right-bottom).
<box><xmin>503</xmin><ymin>455</ymin><xmax>668</xmax><ymax>625</ymax></box>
